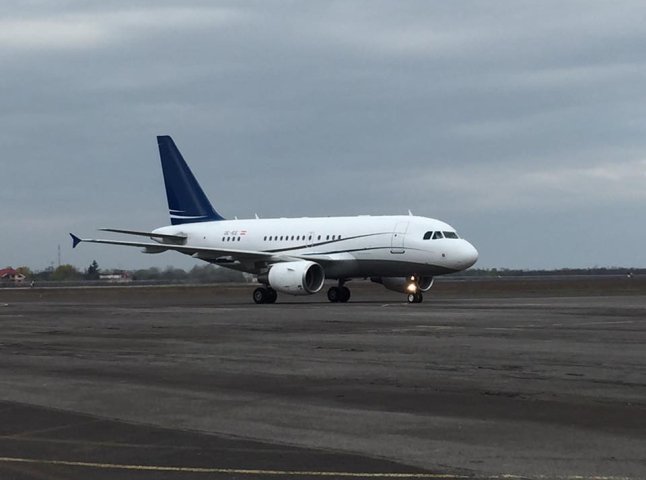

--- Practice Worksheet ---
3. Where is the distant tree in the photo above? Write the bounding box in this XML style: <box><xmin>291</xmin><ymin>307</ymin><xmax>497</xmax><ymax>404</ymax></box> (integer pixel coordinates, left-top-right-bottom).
<box><xmin>162</xmin><ymin>266</ymin><xmax>188</xmax><ymax>281</ymax></box>
<box><xmin>16</xmin><ymin>266</ymin><xmax>33</xmax><ymax>278</ymax></box>
<box><xmin>86</xmin><ymin>260</ymin><xmax>100</xmax><ymax>280</ymax></box>
<box><xmin>214</xmin><ymin>267</ymin><xmax>246</xmax><ymax>282</ymax></box>
<box><xmin>33</xmin><ymin>267</ymin><xmax>53</xmax><ymax>281</ymax></box>
<box><xmin>188</xmin><ymin>264</ymin><xmax>220</xmax><ymax>282</ymax></box>
<box><xmin>132</xmin><ymin>267</ymin><xmax>161</xmax><ymax>281</ymax></box>
<box><xmin>51</xmin><ymin>264</ymin><xmax>82</xmax><ymax>281</ymax></box>
<box><xmin>187</xmin><ymin>264</ymin><xmax>245</xmax><ymax>283</ymax></box>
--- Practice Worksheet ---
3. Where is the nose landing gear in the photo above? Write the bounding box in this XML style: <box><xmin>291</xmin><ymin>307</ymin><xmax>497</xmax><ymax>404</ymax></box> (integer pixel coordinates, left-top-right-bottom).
<box><xmin>407</xmin><ymin>292</ymin><xmax>423</xmax><ymax>304</ymax></box>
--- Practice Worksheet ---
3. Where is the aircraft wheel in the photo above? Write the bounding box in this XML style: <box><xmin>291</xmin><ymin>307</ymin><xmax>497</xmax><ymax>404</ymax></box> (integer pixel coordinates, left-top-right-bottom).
<box><xmin>327</xmin><ymin>287</ymin><xmax>340</xmax><ymax>303</ymax></box>
<box><xmin>253</xmin><ymin>287</ymin><xmax>268</xmax><ymax>304</ymax></box>
<box><xmin>339</xmin><ymin>286</ymin><xmax>351</xmax><ymax>303</ymax></box>
<box><xmin>266</xmin><ymin>288</ymin><xmax>278</xmax><ymax>304</ymax></box>
<box><xmin>407</xmin><ymin>292</ymin><xmax>423</xmax><ymax>304</ymax></box>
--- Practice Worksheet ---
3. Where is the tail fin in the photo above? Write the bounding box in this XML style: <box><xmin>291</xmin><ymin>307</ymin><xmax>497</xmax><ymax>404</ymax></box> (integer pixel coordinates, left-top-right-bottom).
<box><xmin>157</xmin><ymin>136</ymin><xmax>224</xmax><ymax>225</ymax></box>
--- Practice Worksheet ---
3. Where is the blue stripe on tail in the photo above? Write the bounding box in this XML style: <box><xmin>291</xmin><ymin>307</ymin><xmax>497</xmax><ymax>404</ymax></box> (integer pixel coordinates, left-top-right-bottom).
<box><xmin>157</xmin><ymin>136</ymin><xmax>224</xmax><ymax>225</ymax></box>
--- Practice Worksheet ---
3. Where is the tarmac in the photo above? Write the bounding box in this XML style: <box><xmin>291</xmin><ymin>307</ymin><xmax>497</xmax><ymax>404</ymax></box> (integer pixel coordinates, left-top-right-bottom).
<box><xmin>0</xmin><ymin>278</ymin><xmax>645</xmax><ymax>479</ymax></box>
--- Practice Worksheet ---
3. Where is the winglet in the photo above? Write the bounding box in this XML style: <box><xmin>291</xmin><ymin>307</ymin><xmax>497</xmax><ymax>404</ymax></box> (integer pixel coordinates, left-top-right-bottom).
<box><xmin>70</xmin><ymin>233</ymin><xmax>82</xmax><ymax>249</ymax></box>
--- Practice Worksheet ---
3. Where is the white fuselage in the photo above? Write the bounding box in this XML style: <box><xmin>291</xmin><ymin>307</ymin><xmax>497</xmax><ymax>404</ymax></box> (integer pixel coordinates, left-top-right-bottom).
<box><xmin>154</xmin><ymin>215</ymin><xmax>478</xmax><ymax>279</ymax></box>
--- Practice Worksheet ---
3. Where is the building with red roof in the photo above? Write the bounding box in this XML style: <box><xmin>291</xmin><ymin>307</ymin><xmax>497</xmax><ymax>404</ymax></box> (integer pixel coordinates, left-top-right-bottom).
<box><xmin>0</xmin><ymin>267</ymin><xmax>26</xmax><ymax>283</ymax></box>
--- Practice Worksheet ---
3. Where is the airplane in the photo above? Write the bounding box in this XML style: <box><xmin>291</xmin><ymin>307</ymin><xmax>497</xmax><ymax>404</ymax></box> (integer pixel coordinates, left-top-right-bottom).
<box><xmin>70</xmin><ymin>136</ymin><xmax>478</xmax><ymax>304</ymax></box>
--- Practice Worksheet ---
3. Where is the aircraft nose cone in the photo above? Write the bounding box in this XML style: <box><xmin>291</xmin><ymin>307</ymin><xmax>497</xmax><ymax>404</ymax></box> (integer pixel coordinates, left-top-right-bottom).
<box><xmin>461</xmin><ymin>241</ymin><xmax>478</xmax><ymax>269</ymax></box>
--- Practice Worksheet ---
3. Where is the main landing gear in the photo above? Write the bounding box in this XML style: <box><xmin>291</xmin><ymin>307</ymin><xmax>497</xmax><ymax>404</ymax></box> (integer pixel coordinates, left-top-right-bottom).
<box><xmin>327</xmin><ymin>282</ymin><xmax>351</xmax><ymax>303</ymax></box>
<box><xmin>407</xmin><ymin>292</ymin><xmax>423</xmax><ymax>304</ymax></box>
<box><xmin>253</xmin><ymin>286</ymin><xmax>278</xmax><ymax>304</ymax></box>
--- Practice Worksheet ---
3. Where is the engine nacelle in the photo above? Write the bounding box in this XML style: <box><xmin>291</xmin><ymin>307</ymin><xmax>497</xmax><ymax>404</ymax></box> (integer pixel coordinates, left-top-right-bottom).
<box><xmin>370</xmin><ymin>276</ymin><xmax>434</xmax><ymax>293</ymax></box>
<box><xmin>417</xmin><ymin>276</ymin><xmax>434</xmax><ymax>292</ymax></box>
<box><xmin>265</xmin><ymin>261</ymin><xmax>325</xmax><ymax>295</ymax></box>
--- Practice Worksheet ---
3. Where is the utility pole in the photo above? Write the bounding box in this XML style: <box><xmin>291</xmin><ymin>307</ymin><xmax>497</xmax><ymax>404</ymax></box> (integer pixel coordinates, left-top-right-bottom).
<box><xmin>57</xmin><ymin>244</ymin><xmax>61</xmax><ymax>267</ymax></box>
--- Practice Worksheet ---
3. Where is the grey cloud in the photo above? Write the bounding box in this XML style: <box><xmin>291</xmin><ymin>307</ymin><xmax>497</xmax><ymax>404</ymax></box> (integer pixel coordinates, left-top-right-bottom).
<box><xmin>2</xmin><ymin>1</ymin><xmax>646</xmax><ymax>269</ymax></box>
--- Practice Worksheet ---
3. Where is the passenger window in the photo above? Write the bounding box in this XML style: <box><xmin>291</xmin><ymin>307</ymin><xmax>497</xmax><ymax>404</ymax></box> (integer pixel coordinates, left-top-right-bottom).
<box><xmin>222</xmin><ymin>237</ymin><xmax>225</xmax><ymax>242</ymax></box>
<box><xmin>432</xmin><ymin>231</ymin><xmax>443</xmax><ymax>240</ymax></box>
<box><xmin>423</xmin><ymin>231</ymin><xmax>432</xmax><ymax>240</ymax></box>
<box><xmin>326</xmin><ymin>235</ymin><xmax>329</xmax><ymax>240</ymax></box>
<box><xmin>317</xmin><ymin>235</ymin><xmax>321</xmax><ymax>240</ymax></box>
<box><xmin>338</xmin><ymin>235</ymin><xmax>342</xmax><ymax>240</ymax></box>
<box><xmin>237</xmin><ymin>237</ymin><xmax>241</xmax><ymax>241</ymax></box>
<box><xmin>291</xmin><ymin>235</ymin><xmax>294</xmax><ymax>240</ymax></box>
<box><xmin>309</xmin><ymin>235</ymin><xmax>312</xmax><ymax>240</ymax></box>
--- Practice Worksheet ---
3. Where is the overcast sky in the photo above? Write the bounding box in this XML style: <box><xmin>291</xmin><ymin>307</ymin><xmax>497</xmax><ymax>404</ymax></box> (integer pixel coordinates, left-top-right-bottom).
<box><xmin>2</xmin><ymin>1</ymin><xmax>646</xmax><ymax>271</ymax></box>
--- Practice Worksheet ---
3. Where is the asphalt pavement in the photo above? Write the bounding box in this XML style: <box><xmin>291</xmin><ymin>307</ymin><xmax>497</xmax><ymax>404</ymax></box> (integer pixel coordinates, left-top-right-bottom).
<box><xmin>0</xmin><ymin>280</ymin><xmax>644</xmax><ymax>479</ymax></box>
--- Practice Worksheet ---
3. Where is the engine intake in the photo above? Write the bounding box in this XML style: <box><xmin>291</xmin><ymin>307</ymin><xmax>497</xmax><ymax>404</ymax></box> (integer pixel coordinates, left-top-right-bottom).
<box><xmin>417</xmin><ymin>276</ymin><xmax>434</xmax><ymax>292</ymax></box>
<box><xmin>264</xmin><ymin>261</ymin><xmax>325</xmax><ymax>295</ymax></box>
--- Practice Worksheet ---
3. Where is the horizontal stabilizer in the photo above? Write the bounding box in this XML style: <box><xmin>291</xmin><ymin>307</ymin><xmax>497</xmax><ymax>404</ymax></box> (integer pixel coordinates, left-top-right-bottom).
<box><xmin>70</xmin><ymin>233</ymin><xmax>82</xmax><ymax>249</ymax></box>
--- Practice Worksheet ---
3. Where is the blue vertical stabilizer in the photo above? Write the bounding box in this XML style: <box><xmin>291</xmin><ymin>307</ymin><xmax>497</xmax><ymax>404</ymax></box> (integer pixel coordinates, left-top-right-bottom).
<box><xmin>157</xmin><ymin>136</ymin><xmax>224</xmax><ymax>225</ymax></box>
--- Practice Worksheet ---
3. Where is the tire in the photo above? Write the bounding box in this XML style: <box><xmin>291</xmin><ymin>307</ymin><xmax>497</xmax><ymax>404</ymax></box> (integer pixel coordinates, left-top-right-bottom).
<box><xmin>327</xmin><ymin>287</ymin><xmax>340</xmax><ymax>303</ymax></box>
<box><xmin>253</xmin><ymin>287</ymin><xmax>267</xmax><ymax>304</ymax></box>
<box><xmin>415</xmin><ymin>292</ymin><xmax>424</xmax><ymax>303</ymax></box>
<box><xmin>266</xmin><ymin>289</ymin><xmax>278</xmax><ymax>304</ymax></box>
<box><xmin>339</xmin><ymin>286</ymin><xmax>351</xmax><ymax>303</ymax></box>
<box><xmin>407</xmin><ymin>293</ymin><xmax>416</xmax><ymax>304</ymax></box>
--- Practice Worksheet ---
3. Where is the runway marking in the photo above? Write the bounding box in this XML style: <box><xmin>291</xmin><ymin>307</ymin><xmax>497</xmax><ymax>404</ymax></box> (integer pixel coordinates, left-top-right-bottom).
<box><xmin>0</xmin><ymin>435</ymin><xmax>202</xmax><ymax>450</ymax></box>
<box><xmin>0</xmin><ymin>456</ymin><xmax>634</xmax><ymax>479</ymax></box>
<box><xmin>559</xmin><ymin>320</ymin><xmax>635</xmax><ymax>327</ymax></box>
<box><xmin>484</xmin><ymin>327</ymin><xmax>525</xmax><ymax>331</ymax></box>
<box><xmin>7</xmin><ymin>419</ymin><xmax>103</xmax><ymax>438</ymax></box>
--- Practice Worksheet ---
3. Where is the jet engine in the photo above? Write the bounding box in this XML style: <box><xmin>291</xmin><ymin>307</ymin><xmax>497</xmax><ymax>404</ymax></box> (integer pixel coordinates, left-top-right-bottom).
<box><xmin>370</xmin><ymin>276</ymin><xmax>434</xmax><ymax>293</ymax></box>
<box><xmin>263</xmin><ymin>261</ymin><xmax>325</xmax><ymax>295</ymax></box>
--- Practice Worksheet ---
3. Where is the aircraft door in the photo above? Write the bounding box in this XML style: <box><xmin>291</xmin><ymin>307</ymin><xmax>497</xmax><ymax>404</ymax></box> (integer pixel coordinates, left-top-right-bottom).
<box><xmin>390</xmin><ymin>221</ymin><xmax>409</xmax><ymax>254</ymax></box>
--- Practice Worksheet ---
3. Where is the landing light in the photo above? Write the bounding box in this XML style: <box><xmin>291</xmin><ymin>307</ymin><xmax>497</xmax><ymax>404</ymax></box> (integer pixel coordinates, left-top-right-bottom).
<box><xmin>406</xmin><ymin>283</ymin><xmax>417</xmax><ymax>293</ymax></box>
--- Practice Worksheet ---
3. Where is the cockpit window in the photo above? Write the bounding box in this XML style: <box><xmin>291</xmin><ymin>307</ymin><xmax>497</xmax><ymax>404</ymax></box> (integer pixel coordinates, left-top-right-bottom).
<box><xmin>423</xmin><ymin>231</ymin><xmax>433</xmax><ymax>240</ymax></box>
<box><xmin>443</xmin><ymin>231</ymin><xmax>459</xmax><ymax>239</ymax></box>
<box><xmin>432</xmin><ymin>231</ymin><xmax>444</xmax><ymax>240</ymax></box>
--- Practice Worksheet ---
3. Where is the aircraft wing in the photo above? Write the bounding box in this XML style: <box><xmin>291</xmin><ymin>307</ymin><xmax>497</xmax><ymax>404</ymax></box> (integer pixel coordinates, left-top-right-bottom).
<box><xmin>69</xmin><ymin>233</ymin><xmax>337</xmax><ymax>266</ymax></box>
